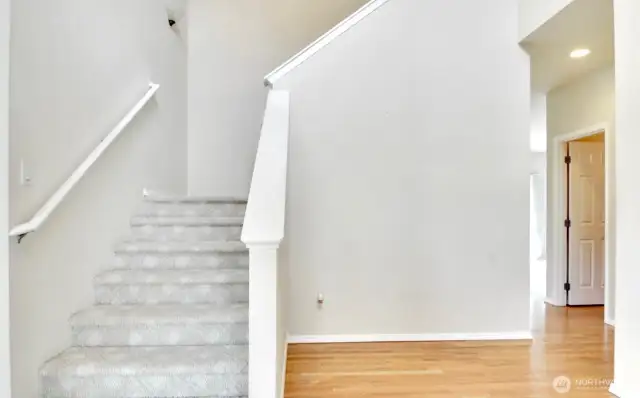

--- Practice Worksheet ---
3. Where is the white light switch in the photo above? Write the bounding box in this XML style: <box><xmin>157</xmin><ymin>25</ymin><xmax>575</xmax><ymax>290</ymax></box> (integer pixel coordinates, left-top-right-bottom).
<box><xmin>20</xmin><ymin>159</ymin><xmax>32</xmax><ymax>186</ymax></box>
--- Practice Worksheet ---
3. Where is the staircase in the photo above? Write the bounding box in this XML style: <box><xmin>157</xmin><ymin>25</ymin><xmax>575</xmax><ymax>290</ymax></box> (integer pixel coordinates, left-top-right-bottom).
<box><xmin>40</xmin><ymin>195</ymin><xmax>249</xmax><ymax>397</ymax></box>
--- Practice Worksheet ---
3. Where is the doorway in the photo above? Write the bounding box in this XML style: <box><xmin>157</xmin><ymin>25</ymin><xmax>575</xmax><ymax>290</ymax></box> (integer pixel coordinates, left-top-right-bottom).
<box><xmin>565</xmin><ymin>132</ymin><xmax>605</xmax><ymax>306</ymax></box>
<box><xmin>550</xmin><ymin>125</ymin><xmax>613</xmax><ymax>323</ymax></box>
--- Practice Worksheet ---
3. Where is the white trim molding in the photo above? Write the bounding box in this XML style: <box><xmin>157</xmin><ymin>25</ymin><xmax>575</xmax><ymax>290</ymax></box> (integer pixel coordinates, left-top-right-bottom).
<box><xmin>287</xmin><ymin>332</ymin><xmax>533</xmax><ymax>344</ymax></box>
<box><xmin>9</xmin><ymin>82</ymin><xmax>160</xmax><ymax>240</ymax></box>
<box><xmin>609</xmin><ymin>382</ymin><xmax>621</xmax><ymax>397</ymax></box>
<box><xmin>280</xmin><ymin>342</ymin><xmax>288</xmax><ymax>398</ymax></box>
<box><xmin>548</xmin><ymin>123</ymin><xmax>612</xmax><ymax>315</ymax></box>
<box><xmin>264</xmin><ymin>0</ymin><xmax>392</xmax><ymax>86</ymax></box>
<box><xmin>545</xmin><ymin>296</ymin><xmax>564</xmax><ymax>307</ymax></box>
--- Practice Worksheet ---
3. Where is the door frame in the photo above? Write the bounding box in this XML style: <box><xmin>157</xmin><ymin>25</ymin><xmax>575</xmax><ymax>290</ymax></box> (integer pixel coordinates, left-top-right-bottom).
<box><xmin>0</xmin><ymin>0</ymin><xmax>10</xmax><ymax>393</ymax></box>
<box><xmin>549</xmin><ymin>122</ymin><xmax>614</xmax><ymax>325</ymax></box>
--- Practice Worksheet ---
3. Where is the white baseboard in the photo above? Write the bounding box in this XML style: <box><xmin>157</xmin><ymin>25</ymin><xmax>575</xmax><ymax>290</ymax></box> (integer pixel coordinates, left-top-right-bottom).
<box><xmin>287</xmin><ymin>331</ymin><xmax>533</xmax><ymax>344</ymax></box>
<box><xmin>609</xmin><ymin>382</ymin><xmax>620</xmax><ymax>397</ymax></box>
<box><xmin>545</xmin><ymin>296</ymin><xmax>565</xmax><ymax>307</ymax></box>
<box><xmin>280</xmin><ymin>341</ymin><xmax>288</xmax><ymax>398</ymax></box>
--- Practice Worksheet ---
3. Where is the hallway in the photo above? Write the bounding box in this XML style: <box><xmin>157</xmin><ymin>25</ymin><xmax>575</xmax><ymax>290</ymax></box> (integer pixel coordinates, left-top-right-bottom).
<box><xmin>284</xmin><ymin>304</ymin><xmax>614</xmax><ymax>397</ymax></box>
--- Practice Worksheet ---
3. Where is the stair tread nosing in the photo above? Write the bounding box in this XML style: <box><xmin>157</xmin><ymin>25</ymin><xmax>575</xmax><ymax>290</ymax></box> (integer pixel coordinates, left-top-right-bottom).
<box><xmin>94</xmin><ymin>269</ymin><xmax>249</xmax><ymax>285</ymax></box>
<box><xmin>144</xmin><ymin>195</ymin><xmax>248</xmax><ymax>204</ymax></box>
<box><xmin>41</xmin><ymin>345</ymin><xmax>248</xmax><ymax>376</ymax></box>
<box><xmin>130</xmin><ymin>216</ymin><xmax>244</xmax><ymax>226</ymax></box>
<box><xmin>114</xmin><ymin>240</ymin><xmax>248</xmax><ymax>253</ymax></box>
<box><xmin>71</xmin><ymin>304</ymin><xmax>248</xmax><ymax>326</ymax></box>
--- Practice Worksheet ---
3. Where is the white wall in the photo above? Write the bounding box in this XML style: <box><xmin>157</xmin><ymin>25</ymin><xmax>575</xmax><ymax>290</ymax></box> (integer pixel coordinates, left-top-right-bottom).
<box><xmin>530</xmin><ymin>152</ymin><xmax>546</xmax><ymax>262</ymax></box>
<box><xmin>0</xmin><ymin>0</ymin><xmax>11</xmax><ymax>395</ymax></box>
<box><xmin>547</xmin><ymin>67</ymin><xmax>615</xmax><ymax>138</ymax></box>
<box><xmin>187</xmin><ymin>0</ymin><xmax>369</xmax><ymax>197</ymax></box>
<box><xmin>530</xmin><ymin>93</ymin><xmax>547</xmax><ymax>262</ymax></box>
<box><xmin>546</xmin><ymin>66</ymin><xmax>615</xmax><ymax>318</ymax></box>
<box><xmin>275</xmin><ymin>0</ymin><xmax>531</xmax><ymax>338</ymax></box>
<box><xmin>9</xmin><ymin>1</ymin><xmax>187</xmax><ymax>396</ymax></box>
<box><xmin>530</xmin><ymin>92</ymin><xmax>547</xmax><ymax>152</ymax></box>
<box><xmin>612</xmin><ymin>0</ymin><xmax>640</xmax><ymax>395</ymax></box>
<box><xmin>518</xmin><ymin>0</ymin><xmax>575</xmax><ymax>41</ymax></box>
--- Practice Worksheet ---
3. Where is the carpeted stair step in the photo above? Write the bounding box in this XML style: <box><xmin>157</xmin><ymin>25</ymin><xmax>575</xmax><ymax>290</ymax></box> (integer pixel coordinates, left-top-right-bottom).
<box><xmin>70</xmin><ymin>304</ymin><xmax>248</xmax><ymax>346</ymax></box>
<box><xmin>112</xmin><ymin>240</ymin><xmax>249</xmax><ymax>270</ymax></box>
<box><xmin>40</xmin><ymin>345</ymin><xmax>248</xmax><ymax>397</ymax></box>
<box><xmin>130</xmin><ymin>216</ymin><xmax>243</xmax><ymax>241</ymax></box>
<box><xmin>136</xmin><ymin>195</ymin><xmax>247</xmax><ymax>218</ymax></box>
<box><xmin>38</xmin><ymin>195</ymin><xmax>252</xmax><ymax>397</ymax></box>
<box><xmin>94</xmin><ymin>269</ymin><xmax>249</xmax><ymax>305</ymax></box>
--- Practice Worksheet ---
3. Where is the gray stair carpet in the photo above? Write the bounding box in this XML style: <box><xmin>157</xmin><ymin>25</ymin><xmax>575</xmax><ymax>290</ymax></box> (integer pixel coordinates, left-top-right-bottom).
<box><xmin>40</xmin><ymin>196</ymin><xmax>249</xmax><ymax>398</ymax></box>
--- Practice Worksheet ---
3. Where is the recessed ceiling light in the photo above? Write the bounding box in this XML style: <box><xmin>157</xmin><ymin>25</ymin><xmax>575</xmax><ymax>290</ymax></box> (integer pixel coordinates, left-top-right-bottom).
<box><xmin>570</xmin><ymin>48</ymin><xmax>591</xmax><ymax>58</ymax></box>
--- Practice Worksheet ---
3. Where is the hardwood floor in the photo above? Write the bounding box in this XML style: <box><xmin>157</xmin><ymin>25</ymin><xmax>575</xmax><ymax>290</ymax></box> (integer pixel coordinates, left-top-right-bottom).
<box><xmin>284</xmin><ymin>304</ymin><xmax>615</xmax><ymax>397</ymax></box>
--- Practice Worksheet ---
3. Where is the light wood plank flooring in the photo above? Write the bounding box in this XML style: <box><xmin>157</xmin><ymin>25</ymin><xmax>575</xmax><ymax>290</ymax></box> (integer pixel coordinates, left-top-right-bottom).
<box><xmin>284</xmin><ymin>304</ymin><xmax>614</xmax><ymax>397</ymax></box>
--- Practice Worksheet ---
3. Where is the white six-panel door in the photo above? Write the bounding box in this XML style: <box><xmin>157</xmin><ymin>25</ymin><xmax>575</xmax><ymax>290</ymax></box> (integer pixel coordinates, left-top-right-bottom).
<box><xmin>567</xmin><ymin>141</ymin><xmax>605</xmax><ymax>305</ymax></box>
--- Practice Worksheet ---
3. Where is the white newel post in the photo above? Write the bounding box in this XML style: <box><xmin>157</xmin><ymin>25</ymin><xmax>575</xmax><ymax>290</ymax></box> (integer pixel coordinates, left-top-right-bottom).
<box><xmin>242</xmin><ymin>89</ymin><xmax>289</xmax><ymax>398</ymax></box>
<box><xmin>247</xmin><ymin>244</ymin><xmax>279</xmax><ymax>398</ymax></box>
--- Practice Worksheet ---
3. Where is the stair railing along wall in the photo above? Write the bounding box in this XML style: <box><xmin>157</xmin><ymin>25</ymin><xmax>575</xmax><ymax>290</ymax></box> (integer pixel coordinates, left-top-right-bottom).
<box><xmin>242</xmin><ymin>89</ymin><xmax>290</xmax><ymax>398</ymax></box>
<box><xmin>14</xmin><ymin>81</ymin><xmax>253</xmax><ymax>396</ymax></box>
<box><xmin>9</xmin><ymin>82</ymin><xmax>160</xmax><ymax>241</ymax></box>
